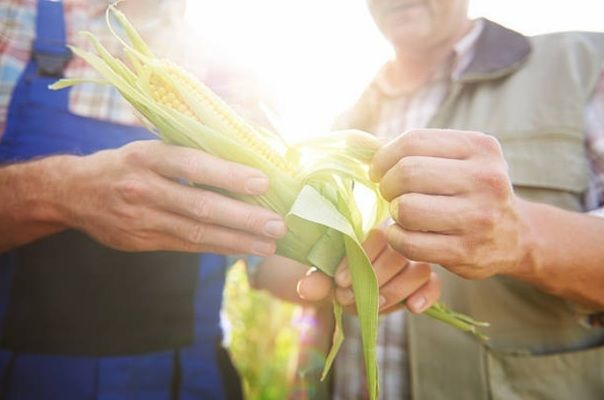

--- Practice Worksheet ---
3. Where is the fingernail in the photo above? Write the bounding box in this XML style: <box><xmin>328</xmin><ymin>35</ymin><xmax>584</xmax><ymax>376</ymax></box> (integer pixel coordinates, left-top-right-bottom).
<box><xmin>264</xmin><ymin>220</ymin><xmax>286</xmax><ymax>238</ymax></box>
<box><xmin>409</xmin><ymin>296</ymin><xmax>426</xmax><ymax>312</ymax></box>
<box><xmin>379</xmin><ymin>295</ymin><xmax>387</xmax><ymax>308</ymax></box>
<box><xmin>296</xmin><ymin>280</ymin><xmax>307</xmax><ymax>300</ymax></box>
<box><xmin>389</xmin><ymin>199</ymin><xmax>399</xmax><ymax>220</ymax></box>
<box><xmin>246</xmin><ymin>177</ymin><xmax>269</xmax><ymax>194</ymax></box>
<box><xmin>251</xmin><ymin>241</ymin><xmax>275</xmax><ymax>256</ymax></box>
<box><xmin>336</xmin><ymin>269</ymin><xmax>351</xmax><ymax>287</ymax></box>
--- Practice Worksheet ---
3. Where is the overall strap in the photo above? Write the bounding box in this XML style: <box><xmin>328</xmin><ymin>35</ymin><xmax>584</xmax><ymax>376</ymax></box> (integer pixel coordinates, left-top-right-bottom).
<box><xmin>33</xmin><ymin>0</ymin><xmax>72</xmax><ymax>76</ymax></box>
<box><xmin>29</xmin><ymin>0</ymin><xmax>71</xmax><ymax>109</ymax></box>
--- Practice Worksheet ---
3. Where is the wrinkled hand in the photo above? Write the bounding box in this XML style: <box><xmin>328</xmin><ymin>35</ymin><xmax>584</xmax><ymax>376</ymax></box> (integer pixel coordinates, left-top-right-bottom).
<box><xmin>60</xmin><ymin>140</ymin><xmax>286</xmax><ymax>254</ymax></box>
<box><xmin>371</xmin><ymin>129</ymin><xmax>534</xmax><ymax>279</ymax></box>
<box><xmin>297</xmin><ymin>229</ymin><xmax>441</xmax><ymax>314</ymax></box>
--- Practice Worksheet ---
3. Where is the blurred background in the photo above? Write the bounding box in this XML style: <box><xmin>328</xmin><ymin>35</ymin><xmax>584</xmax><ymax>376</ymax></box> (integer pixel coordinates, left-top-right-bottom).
<box><xmin>182</xmin><ymin>1</ymin><xmax>603</xmax><ymax>398</ymax></box>
<box><xmin>186</xmin><ymin>0</ymin><xmax>603</xmax><ymax>143</ymax></box>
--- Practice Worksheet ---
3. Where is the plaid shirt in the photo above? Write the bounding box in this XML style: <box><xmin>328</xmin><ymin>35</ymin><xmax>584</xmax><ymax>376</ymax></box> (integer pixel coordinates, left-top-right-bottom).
<box><xmin>0</xmin><ymin>0</ymin><xmax>267</xmax><ymax>138</ymax></box>
<box><xmin>333</xmin><ymin>21</ymin><xmax>604</xmax><ymax>400</ymax></box>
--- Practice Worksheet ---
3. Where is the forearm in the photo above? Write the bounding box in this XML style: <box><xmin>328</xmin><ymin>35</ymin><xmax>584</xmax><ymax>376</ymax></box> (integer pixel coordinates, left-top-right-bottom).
<box><xmin>0</xmin><ymin>156</ymin><xmax>73</xmax><ymax>252</ymax></box>
<box><xmin>509</xmin><ymin>198</ymin><xmax>604</xmax><ymax>309</ymax></box>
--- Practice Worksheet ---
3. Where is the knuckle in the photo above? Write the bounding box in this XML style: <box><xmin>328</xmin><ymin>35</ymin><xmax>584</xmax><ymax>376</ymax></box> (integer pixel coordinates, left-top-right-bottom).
<box><xmin>473</xmin><ymin>133</ymin><xmax>502</xmax><ymax>155</ymax></box>
<box><xmin>474</xmin><ymin>209</ymin><xmax>498</xmax><ymax>231</ymax></box>
<box><xmin>386</xmin><ymin>225</ymin><xmax>404</xmax><ymax>252</ymax></box>
<box><xmin>386</xmin><ymin>247</ymin><xmax>408</xmax><ymax>271</ymax></box>
<box><xmin>225</xmin><ymin>163</ymin><xmax>242</xmax><ymax>190</ymax></box>
<box><xmin>192</xmin><ymin>194</ymin><xmax>212</xmax><ymax>220</ymax></box>
<box><xmin>396</xmin><ymin>156</ymin><xmax>417</xmax><ymax>173</ymax></box>
<box><xmin>394</xmin><ymin>158</ymin><xmax>411</xmax><ymax>184</ymax></box>
<box><xmin>383</xmin><ymin>158</ymin><xmax>417</xmax><ymax>200</ymax></box>
<box><xmin>116</xmin><ymin>179</ymin><xmax>147</xmax><ymax>203</ymax></box>
<box><xmin>490</xmin><ymin>170</ymin><xmax>511</xmax><ymax>200</ymax></box>
<box><xmin>399</xmin><ymin>237</ymin><xmax>421</xmax><ymax>261</ymax></box>
<box><xmin>458</xmin><ymin>235</ymin><xmax>479</xmax><ymax>263</ymax></box>
<box><xmin>402</xmin><ymin>130</ymin><xmax>427</xmax><ymax>150</ymax></box>
<box><xmin>181</xmin><ymin>154</ymin><xmax>201</xmax><ymax>178</ymax></box>
<box><xmin>122</xmin><ymin>141</ymin><xmax>151</xmax><ymax>165</ymax></box>
<box><xmin>243</xmin><ymin>210</ymin><xmax>262</xmax><ymax>232</ymax></box>
<box><xmin>231</xmin><ymin>235</ymin><xmax>255</xmax><ymax>254</ymax></box>
<box><xmin>475</xmin><ymin>169</ymin><xmax>511</xmax><ymax>199</ymax></box>
<box><xmin>413</xmin><ymin>261</ymin><xmax>432</xmax><ymax>281</ymax></box>
<box><xmin>379</xmin><ymin>180</ymin><xmax>393</xmax><ymax>201</ymax></box>
<box><xmin>398</xmin><ymin>193</ymin><xmax>414</xmax><ymax>209</ymax></box>
<box><xmin>188</xmin><ymin>224</ymin><xmax>209</xmax><ymax>244</ymax></box>
<box><xmin>443</xmin><ymin>239</ymin><xmax>465</xmax><ymax>266</ymax></box>
<box><xmin>397</xmin><ymin>193</ymin><xmax>421</xmax><ymax>230</ymax></box>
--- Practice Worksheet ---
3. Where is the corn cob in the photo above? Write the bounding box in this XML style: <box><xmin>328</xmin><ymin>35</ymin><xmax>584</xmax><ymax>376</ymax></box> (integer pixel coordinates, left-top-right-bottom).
<box><xmin>51</xmin><ymin>6</ymin><xmax>488</xmax><ymax>399</ymax></box>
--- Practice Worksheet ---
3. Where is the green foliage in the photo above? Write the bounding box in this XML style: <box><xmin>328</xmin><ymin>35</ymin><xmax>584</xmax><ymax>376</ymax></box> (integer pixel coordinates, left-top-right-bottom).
<box><xmin>224</xmin><ymin>261</ymin><xmax>300</xmax><ymax>399</ymax></box>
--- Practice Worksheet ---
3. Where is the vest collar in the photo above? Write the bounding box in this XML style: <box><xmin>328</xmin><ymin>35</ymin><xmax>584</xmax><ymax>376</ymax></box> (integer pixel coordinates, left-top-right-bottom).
<box><xmin>460</xmin><ymin>18</ymin><xmax>532</xmax><ymax>82</ymax></box>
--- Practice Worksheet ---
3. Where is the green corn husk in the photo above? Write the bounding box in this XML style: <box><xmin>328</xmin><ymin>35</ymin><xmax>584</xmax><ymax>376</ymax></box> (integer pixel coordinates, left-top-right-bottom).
<box><xmin>51</xmin><ymin>6</ymin><xmax>488</xmax><ymax>399</ymax></box>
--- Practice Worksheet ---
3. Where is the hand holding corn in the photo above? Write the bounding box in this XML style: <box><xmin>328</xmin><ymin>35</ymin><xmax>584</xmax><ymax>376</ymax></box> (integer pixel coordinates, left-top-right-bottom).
<box><xmin>371</xmin><ymin>129</ymin><xmax>530</xmax><ymax>280</ymax></box>
<box><xmin>299</xmin><ymin>229</ymin><xmax>441</xmax><ymax>314</ymax></box>
<box><xmin>57</xmin><ymin>141</ymin><xmax>287</xmax><ymax>254</ymax></box>
<box><xmin>51</xmin><ymin>7</ymin><xmax>487</xmax><ymax>399</ymax></box>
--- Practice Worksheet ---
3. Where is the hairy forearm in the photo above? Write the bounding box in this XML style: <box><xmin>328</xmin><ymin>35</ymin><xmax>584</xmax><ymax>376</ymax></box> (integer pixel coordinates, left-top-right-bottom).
<box><xmin>509</xmin><ymin>198</ymin><xmax>604</xmax><ymax>309</ymax></box>
<box><xmin>0</xmin><ymin>156</ymin><xmax>74</xmax><ymax>252</ymax></box>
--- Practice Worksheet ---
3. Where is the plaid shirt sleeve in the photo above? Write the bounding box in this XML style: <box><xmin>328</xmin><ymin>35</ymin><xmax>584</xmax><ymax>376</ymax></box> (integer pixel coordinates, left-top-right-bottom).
<box><xmin>0</xmin><ymin>0</ymin><xmax>35</xmax><ymax>139</ymax></box>
<box><xmin>0</xmin><ymin>0</ymin><xmax>223</xmax><ymax>141</ymax></box>
<box><xmin>585</xmin><ymin>66</ymin><xmax>604</xmax><ymax>216</ymax></box>
<box><xmin>0</xmin><ymin>0</ymin><xmax>146</xmax><ymax>141</ymax></box>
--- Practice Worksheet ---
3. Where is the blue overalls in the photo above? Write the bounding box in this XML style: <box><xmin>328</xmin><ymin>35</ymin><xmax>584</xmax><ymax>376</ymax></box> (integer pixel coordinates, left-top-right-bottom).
<box><xmin>0</xmin><ymin>1</ymin><xmax>240</xmax><ymax>399</ymax></box>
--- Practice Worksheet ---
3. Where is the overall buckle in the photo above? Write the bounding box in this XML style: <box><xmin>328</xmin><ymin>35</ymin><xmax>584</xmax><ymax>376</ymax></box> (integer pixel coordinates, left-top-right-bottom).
<box><xmin>33</xmin><ymin>48</ymin><xmax>73</xmax><ymax>77</ymax></box>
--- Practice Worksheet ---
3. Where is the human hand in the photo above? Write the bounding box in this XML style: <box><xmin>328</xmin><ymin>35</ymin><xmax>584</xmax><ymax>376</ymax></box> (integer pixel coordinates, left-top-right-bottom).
<box><xmin>297</xmin><ymin>229</ymin><xmax>440</xmax><ymax>314</ymax></box>
<box><xmin>370</xmin><ymin>129</ymin><xmax>535</xmax><ymax>279</ymax></box>
<box><xmin>58</xmin><ymin>140</ymin><xmax>286</xmax><ymax>254</ymax></box>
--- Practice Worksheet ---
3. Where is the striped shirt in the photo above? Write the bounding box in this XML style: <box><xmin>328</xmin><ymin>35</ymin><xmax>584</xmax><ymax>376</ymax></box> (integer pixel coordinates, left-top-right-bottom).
<box><xmin>333</xmin><ymin>20</ymin><xmax>604</xmax><ymax>400</ymax></box>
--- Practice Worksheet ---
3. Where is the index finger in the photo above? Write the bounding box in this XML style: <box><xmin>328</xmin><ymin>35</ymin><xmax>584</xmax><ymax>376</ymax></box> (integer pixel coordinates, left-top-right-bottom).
<box><xmin>370</xmin><ymin>129</ymin><xmax>482</xmax><ymax>181</ymax></box>
<box><xmin>148</xmin><ymin>143</ymin><xmax>271</xmax><ymax>195</ymax></box>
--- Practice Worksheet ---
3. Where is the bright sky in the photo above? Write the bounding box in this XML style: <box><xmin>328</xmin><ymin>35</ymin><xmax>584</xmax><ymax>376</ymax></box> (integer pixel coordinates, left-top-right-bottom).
<box><xmin>185</xmin><ymin>0</ymin><xmax>603</xmax><ymax>142</ymax></box>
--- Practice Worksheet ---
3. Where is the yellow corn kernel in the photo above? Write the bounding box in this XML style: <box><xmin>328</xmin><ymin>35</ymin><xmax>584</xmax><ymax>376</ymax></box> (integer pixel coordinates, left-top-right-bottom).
<box><xmin>149</xmin><ymin>68</ymin><xmax>297</xmax><ymax>176</ymax></box>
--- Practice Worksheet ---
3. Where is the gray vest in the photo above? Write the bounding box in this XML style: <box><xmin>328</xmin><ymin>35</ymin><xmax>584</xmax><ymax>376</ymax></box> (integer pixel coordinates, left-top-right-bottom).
<box><xmin>345</xmin><ymin>20</ymin><xmax>604</xmax><ymax>399</ymax></box>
